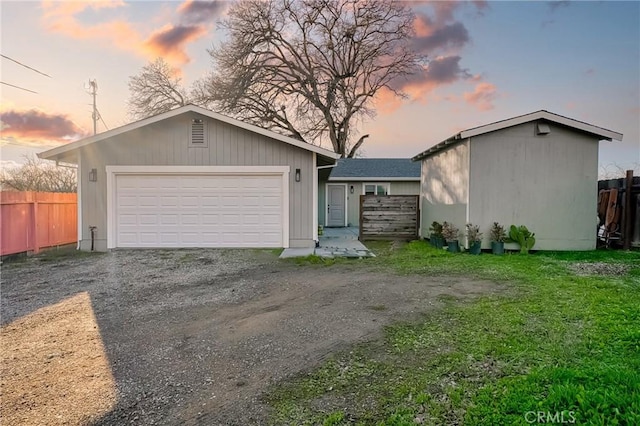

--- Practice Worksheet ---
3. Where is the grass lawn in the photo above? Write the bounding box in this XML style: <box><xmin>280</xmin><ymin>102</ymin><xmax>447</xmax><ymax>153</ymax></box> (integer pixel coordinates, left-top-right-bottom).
<box><xmin>267</xmin><ymin>242</ymin><xmax>640</xmax><ymax>425</ymax></box>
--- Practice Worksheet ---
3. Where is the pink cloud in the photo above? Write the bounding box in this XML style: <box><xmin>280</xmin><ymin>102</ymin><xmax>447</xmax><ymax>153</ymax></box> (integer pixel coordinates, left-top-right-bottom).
<box><xmin>376</xmin><ymin>55</ymin><xmax>478</xmax><ymax>114</ymax></box>
<box><xmin>143</xmin><ymin>24</ymin><xmax>207</xmax><ymax>65</ymax></box>
<box><xmin>178</xmin><ymin>0</ymin><xmax>228</xmax><ymax>24</ymax></box>
<box><xmin>463</xmin><ymin>82</ymin><xmax>499</xmax><ymax>111</ymax></box>
<box><xmin>40</xmin><ymin>0</ymin><xmax>217</xmax><ymax>67</ymax></box>
<box><xmin>378</xmin><ymin>1</ymin><xmax>491</xmax><ymax>114</ymax></box>
<box><xmin>1</xmin><ymin>108</ymin><xmax>88</xmax><ymax>143</ymax></box>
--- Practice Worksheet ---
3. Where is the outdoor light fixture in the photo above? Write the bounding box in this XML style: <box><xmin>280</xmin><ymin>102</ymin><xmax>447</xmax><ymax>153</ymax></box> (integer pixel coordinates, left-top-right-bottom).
<box><xmin>89</xmin><ymin>168</ymin><xmax>97</xmax><ymax>182</ymax></box>
<box><xmin>350</xmin><ymin>185</ymin><xmax>354</xmax><ymax>194</ymax></box>
<box><xmin>295</xmin><ymin>168</ymin><xmax>301</xmax><ymax>182</ymax></box>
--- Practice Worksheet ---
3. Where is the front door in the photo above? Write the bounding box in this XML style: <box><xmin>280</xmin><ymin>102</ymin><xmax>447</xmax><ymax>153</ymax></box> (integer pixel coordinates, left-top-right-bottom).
<box><xmin>327</xmin><ymin>184</ymin><xmax>346</xmax><ymax>227</ymax></box>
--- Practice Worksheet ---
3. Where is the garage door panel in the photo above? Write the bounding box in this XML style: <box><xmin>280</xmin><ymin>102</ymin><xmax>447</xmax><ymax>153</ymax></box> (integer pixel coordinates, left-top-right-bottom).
<box><xmin>180</xmin><ymin>214</ymin><xmax>199</xmax><ymax>225</ymax></box>
<box><xmin>160</xmin><ymin>196</ymin><xmax>179</xmax><ymax>207</ymax></box>
<box><xmin>115</xmin><ymin>173</ymin><xmax>284</xmax><ymax>248</ymax></box>
<box><xmin>160</xmin><ymin>233</ymin><xmax>179</xmax><ymax>244</ymax></box>
<box><xmin>160</xmin><ymin>214</ymin><xmax>178</xmax><ymax>225</ymax></box>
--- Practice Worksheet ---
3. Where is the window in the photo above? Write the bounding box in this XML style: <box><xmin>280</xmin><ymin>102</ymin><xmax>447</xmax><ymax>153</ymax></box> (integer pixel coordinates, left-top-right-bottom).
<box><xmin>189</xmin><ymin>118</ymin><xmax>208</xmax><ymax>147</ymax></box>
<box><xmin>363</xmin><ymin>183</ymin><xmax>390</xmax><ymax>195</ymax></box>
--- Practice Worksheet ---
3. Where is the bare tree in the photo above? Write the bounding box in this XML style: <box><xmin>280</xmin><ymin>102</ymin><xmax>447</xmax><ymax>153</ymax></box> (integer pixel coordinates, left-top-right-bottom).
<box><xmin>199</xmin><ymin>0</ymin><xmax>421</xmax><ymax>157</ymax></box>
<box><xmin>599</xmin><ymin>162</ymin><xmax>640</xmax><ymax>180</ymax></box>
<box><xmin>0</xmin><ymin>156</ymin><xmax>77</xmax><ymax>193</ymax></box>
<box><xmin>127</xmin><ymin>58</ymin><xmax>190</xmax><ymax>121</ymax></box>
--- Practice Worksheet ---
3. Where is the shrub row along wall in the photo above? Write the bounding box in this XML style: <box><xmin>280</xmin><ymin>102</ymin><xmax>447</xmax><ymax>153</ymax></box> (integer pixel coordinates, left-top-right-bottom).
<box><xmin>1</xmin><ymin>191</ymin><xmax>77</xmax><ymax>255</ymax></box>
<box><xmin>359</xmin><ymin>195</ymin><xmax>419</xmax><ymax>241</ymax></box>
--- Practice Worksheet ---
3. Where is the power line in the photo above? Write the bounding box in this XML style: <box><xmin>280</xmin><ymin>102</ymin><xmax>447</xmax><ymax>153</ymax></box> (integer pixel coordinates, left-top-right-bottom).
<box><xmin>0</xmin><ymin>81</ymin><xmax>37</xmax><ymax>94</ymax></box>
<box><xmin>96</xmin><ymin>107</ymin><xmax>109</xmax><ymax>130</ymax></box>
<box><xmin>1</xmin><ymin>54</ymin><xmax>52</xmax><ymax>78</ymax></box>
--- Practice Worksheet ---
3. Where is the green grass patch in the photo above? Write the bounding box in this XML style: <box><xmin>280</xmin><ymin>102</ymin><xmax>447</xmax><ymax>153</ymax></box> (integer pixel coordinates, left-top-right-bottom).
<box><xmin>281</xmin><ymin>254</ymin><xmax>348</xmax><ymax>267</ymax></box>
<box><xmin>266</xmin><ymin>242</ymin><xmax>640</xmax><ymax>425</ymax></box>
<box><xmin>2</xmin><ymin>246</ymin><xmax>103</xmax><ymax>266</ymax></box>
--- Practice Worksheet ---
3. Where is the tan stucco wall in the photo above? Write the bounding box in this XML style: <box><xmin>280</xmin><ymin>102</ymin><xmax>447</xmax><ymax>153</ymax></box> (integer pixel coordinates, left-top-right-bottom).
<box><xmin>78</xmin><ymin>112</ymin><xmax>315</xmax><ymax>250</ymax></box>
<box><xmin>419</xmin><ymin>141</ymin><xmax>469</xmax><ymax>239</ymax></box>
<box><xmin>468</xmin><ymin>121</ymin><xmax>599</xmax><ymax>250</ymax></box>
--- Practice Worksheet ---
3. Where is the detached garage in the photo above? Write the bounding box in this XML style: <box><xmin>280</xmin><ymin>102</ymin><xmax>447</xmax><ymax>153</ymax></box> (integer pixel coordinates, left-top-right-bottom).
<box><xmin>39</xmin><ymin>105</ymin><xmax>339</xmax><ymax>251</ymax></box>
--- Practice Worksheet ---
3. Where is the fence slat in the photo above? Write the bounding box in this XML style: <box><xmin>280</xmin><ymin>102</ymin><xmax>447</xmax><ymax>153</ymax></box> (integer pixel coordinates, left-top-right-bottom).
<box><xmin>359</xmin><ymin>195</ymin><xmax>419</xmax><ymax>241</ymax></box>
<box><xmin>1</xmin><ymin>191</ymin><xmax>77</xmax><ymax>255</ymax></box>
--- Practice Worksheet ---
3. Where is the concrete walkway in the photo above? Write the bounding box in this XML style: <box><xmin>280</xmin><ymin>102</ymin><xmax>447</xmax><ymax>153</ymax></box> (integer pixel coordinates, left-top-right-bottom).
<box><xmin>280</xmin><ymin>227</ymin><xmax>375</xmax><ymax>258</ymax></box>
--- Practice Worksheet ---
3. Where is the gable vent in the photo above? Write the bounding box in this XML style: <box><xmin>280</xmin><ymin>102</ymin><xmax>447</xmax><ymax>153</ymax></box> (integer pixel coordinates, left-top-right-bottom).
<box><xmin>191</xmin><ymin>119</ymin><xmax>205</xmax><ymax>144</ymax></box>
<box><xmin>536</xmin><ymin>122</ymin><xmax>551</xmax><ymax>135</ymax></box>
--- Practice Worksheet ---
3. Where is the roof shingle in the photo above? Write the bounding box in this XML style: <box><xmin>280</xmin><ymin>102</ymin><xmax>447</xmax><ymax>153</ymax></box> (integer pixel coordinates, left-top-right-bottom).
<box><xmin>329</xmin><ymin>158</ymin><xmax>420</xmax><ymax>180</ymax></box>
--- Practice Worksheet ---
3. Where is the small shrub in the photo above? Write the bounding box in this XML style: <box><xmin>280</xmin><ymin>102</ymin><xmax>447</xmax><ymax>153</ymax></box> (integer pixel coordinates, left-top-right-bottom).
<box><xmin>442</xmin><ymin>222</ymin><xmax>459</xmax><ymax>241</ymax></box>
<box><xmin>508</xmin><ymin>225</ymin><xmax>536</xmax><ymax>254</ymax></box>
<box><xmin>429</xmin><ymin>221</ymin><xmax>443</xmax><ymax>238</ymax></box>
<box><xmin>489</xmin><ymin>222</ymin><xmax>506</xmax><ymax>242</ymax></box>
<box><xmin>466</xmin><ymin>223</ymin><xmax>483</xmax><ymax>243</ymax></box>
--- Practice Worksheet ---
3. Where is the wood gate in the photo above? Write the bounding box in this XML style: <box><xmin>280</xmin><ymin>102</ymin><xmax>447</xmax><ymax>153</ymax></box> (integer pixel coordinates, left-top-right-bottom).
<box><xmin>359</xmin><ymin>195</ymin><xmax>419</xmax><ymax>241</ymax></box>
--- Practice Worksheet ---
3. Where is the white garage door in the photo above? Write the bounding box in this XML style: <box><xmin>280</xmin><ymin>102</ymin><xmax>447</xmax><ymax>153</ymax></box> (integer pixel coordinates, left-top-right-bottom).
<box><xmin>114</xmin><ymin>174</ymin><xmax>284</xmax><ymax>248</ymax></box>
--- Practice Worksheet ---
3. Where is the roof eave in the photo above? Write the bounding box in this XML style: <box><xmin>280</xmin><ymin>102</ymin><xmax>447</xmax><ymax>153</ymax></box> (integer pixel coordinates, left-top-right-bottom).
<box><xmin>328</xmin><ymin>176</ymin><xmax>420</xmax><ymax>181</ymax></box>
<box><xmin>412</xmin><ymin>110</ymin><xmax>624</xmax><ymax>162</ymax></box>
<box><xmin>459</xmin><ymin>110</ymin><xmax>623</xmax><ymax>141</ymax></box>
<box><xmin>411</xmin><ymin>134</ymin><xmax>462</xmax><ymax>162</ymax></box>
<box><xmin>38</xmin><ymin>104</ymin><xmax>340</xmax><ymax>161</ymax></box>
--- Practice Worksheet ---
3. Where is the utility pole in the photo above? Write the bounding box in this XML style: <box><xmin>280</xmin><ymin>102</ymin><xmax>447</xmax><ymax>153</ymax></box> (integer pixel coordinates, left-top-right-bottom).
<box><xmin>88</xmin><ymin>79</ymin><xmax>98</xmax><ymax>135</ymax></box>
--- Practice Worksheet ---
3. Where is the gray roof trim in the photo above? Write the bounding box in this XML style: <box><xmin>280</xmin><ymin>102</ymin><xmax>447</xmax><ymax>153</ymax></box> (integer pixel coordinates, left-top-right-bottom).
<box><xmin>412</xmin><ymin>110</ymin><xmax>623</xmax><ymax>162</ymax></box>
<box><xmin>328</xmin><ymin>158</ymin><xmax>420</xmax><ymax>179</ymax></box>
<box><xmin>328</xmin><ymin>176</ymin><xmax>420</xmax><ymax>181</ymax></box>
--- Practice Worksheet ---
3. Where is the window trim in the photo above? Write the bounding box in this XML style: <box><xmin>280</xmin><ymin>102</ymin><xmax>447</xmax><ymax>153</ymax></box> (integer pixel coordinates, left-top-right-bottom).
<box><xmin>362</xmin><ymin>182</ymin><xmax>390</xmax><ymax>195</ymax></box>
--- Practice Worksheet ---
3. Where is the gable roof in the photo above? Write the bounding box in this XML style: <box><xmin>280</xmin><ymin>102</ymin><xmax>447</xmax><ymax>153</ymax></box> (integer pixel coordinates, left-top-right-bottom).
<box><xmin>412</xmin><ymin>110</ymin><xmax>623</xmax><ymax>162</ymax></box>
<box><xmin>38</xmin><ymin>104</ymin><xmax>340</xmax><ymax>163</ymax></box>
<box><xmin>328</xmin><ymin>158</ymin><xmax>421</xmax><ymax>181</ymax></box>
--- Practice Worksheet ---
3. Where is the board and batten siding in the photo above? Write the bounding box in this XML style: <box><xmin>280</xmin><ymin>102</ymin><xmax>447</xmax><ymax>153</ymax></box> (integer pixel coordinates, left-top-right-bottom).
<box><xmin>318</xmin><ymin>180</ymin><xmax>420</xmax><ymax>227</ymax></box>
<box><xmin>468</xmin><ymin>121</ymin><xmax>599</xmax><ymax>250</ymax></box>
<box><xmin>78</xmin><ymin>112</ymin><xmax>314</xmax><ymax>250</ymax></box>
<box><xmin>419</xmin><ymin>141</ymin><xmax>469</xmax><ymax>238</ymax></box>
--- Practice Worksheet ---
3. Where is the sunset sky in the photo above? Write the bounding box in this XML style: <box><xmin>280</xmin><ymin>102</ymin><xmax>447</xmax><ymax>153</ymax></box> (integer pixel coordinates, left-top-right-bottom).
<box><xmin>1</xmin><ymin>0</ymin><xmax>638</xmax><ymax>176</ymax></box>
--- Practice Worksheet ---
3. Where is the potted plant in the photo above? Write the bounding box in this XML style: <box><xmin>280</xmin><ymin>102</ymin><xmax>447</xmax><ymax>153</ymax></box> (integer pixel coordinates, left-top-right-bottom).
<box><xmin>428</xmin><ymin>221</ymin><xmax>444</xmax><ymax>249</ymax></box>
<box><xmin>442</xmin><ymin>221</ymin><xmax>460</xmax><ymax>253</ymax></box>
<box><xmin>466</xmin><ymin>223</ymin><xmax>483</xmax><ymax>255</ymax></box>
<box><xmin>489</xmin><ymin>222</ymin><xmax>506</xmax><ymax>255</ymax></box>
<box><xmin>508</xmin><ymin>225</ymin><xmax>536</xmax><ymax>254</ymax></box>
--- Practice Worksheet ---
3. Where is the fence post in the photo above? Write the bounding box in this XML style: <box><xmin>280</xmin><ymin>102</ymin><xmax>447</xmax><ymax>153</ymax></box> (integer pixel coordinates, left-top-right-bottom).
<box><xmin>623</xmin><ymin>170</ymin><xmax>633</xmax><ymax>250</ymax></box>
<box><xmin>32</xmin><ymin>194</ymin><xmax>40</xmax><ymax>254</ymax></box>
<box><xmin>359</xmin><ymin>195</ymin><xmax>363</xmax><ymax>241</ymax></box>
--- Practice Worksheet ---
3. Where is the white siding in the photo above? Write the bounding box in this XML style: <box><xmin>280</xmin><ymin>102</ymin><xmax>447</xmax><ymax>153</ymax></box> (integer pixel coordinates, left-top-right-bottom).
<box><xmin>468</xmin><ymin>122</ymin><xmax>599</xmax><ymax>250</ymax></box>
<box><xmin>419</xmin><ymin>141</ymin><xmax>469</xmax><ymax>238</ymax></box>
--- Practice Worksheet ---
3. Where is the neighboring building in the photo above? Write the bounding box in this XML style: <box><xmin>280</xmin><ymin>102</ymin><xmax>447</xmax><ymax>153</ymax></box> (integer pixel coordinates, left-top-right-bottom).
<box><xmin>412</xmin><ymin>110</ymin><xmax>623</xmax><ymax>251</ymax></box>
<box><xmin>39</xmin><ymin>105</ymin><xmax>339</xmax><ymax>251</ymax></box>
<box><xmin>319</xmin><ymin>158</ymin><xmax>421</xmax><ymax>227</ymax></box>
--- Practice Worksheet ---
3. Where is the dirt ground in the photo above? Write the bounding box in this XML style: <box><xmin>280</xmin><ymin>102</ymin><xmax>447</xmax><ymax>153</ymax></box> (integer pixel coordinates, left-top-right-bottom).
<box><xmin>1</xmin><ymin>249</ymin><xmax>500</xmax><ymax>425</ymax></box>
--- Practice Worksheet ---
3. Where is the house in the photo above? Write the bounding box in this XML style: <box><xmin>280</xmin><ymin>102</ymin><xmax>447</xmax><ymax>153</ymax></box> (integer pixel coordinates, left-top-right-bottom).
<box><xmin>412</xmin><ymin>110</ymin><xmax>623</xmax><ymax>251</ymax></box>
<box><xmin>38</xmin><ymin>105</ymin><xmax>339</xmax><ymax>251</ymax></box>
<box><xmin>318</xmin><ymin>158</ymin><xmax>421</xmax><ymax>227</ymax></box>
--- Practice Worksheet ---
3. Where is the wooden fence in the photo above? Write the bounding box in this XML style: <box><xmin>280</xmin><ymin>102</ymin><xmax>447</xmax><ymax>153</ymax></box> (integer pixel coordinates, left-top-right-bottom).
<box><xmin>1</xmin><ymin>192</ymin><xmax>77</xmax><ymax>256</ymax></box>
<box><xmin>359</xmin><ymin>195</ymin><xmax>419</xmax><ymax>241</ymax></box>
<box><xmin>598</xmin><ymin>171</ymin><xmax>640</xmax><ymax>249</ymax></box>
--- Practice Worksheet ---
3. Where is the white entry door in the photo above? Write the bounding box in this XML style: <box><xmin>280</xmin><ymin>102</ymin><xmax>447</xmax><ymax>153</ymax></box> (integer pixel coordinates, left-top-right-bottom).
<box><xmin>326</xmin><ymin>184</ymin><xmax>346</xmax><ymax>227</ymax></box>
<box><xmin>114</xmin><ymin>173</ymin><xmax>284</xmax><ymax>248</ymax></box>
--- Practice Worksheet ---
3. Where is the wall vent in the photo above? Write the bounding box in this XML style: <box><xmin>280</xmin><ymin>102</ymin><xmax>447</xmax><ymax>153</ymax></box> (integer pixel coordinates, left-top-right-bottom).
<box><xmin>189</xmin><ymin>118</ymin><xmax>208</xmax><ymax>147</ymax></box>
<box><xmin>536</xmin><ymin>122</ymin><xmax>551</xmax><ymax>135</ymax></box>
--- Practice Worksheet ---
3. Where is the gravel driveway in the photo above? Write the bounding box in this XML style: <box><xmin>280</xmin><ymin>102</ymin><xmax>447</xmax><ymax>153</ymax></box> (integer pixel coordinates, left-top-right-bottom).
<box><xmin>1</xmin><ymin>249</ymin><xmax>499</xmax><ymax>425</ymax></box>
